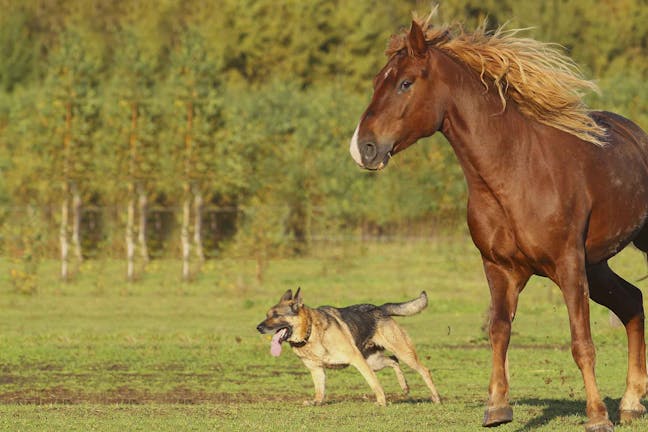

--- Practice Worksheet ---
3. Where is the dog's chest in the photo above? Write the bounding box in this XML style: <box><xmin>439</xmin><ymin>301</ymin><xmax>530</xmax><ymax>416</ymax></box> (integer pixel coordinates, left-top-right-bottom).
<box><xmin>292</xmin><ymin>341</ymin><xmax>351</xmax><ymax>368</ymax></box>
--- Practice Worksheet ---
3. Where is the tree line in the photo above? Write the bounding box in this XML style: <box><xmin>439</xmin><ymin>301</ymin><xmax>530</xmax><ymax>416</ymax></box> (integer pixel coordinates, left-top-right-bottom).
<box><xmin>0</xmin><ymin>0</ymin><xmax>646</xmax><ymax>284</ymax></box>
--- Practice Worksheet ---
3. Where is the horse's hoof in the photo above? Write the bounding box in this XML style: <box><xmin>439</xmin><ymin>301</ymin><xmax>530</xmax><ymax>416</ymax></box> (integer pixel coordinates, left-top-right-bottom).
<box><xmin>482</xmin><ymin>405</ymin><xmax>513</xmax><ymax>427</ymax></box>
<box><xmin>584</xmin><ymin>419</ymin><xmax>614</xmax><ymax>432</ymax></box>
<box><xmin>619</xmin><ymin>408</ymin><xmax>646</xmax><ymax>424</ymax></box>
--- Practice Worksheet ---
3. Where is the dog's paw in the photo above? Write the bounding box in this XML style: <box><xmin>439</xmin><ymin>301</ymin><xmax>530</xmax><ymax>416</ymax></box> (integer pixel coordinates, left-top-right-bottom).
<box><xmin>303</xmin><ymin>399</ymin><xmax>323</xmax><ymax>407</ymax></box>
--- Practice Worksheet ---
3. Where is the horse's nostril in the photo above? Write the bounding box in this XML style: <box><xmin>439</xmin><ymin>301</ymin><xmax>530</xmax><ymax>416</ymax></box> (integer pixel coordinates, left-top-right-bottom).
<box><xmin>363</xmin><ymin>142</ymin><xmax>378</xmax><ymax>160</ymax></box>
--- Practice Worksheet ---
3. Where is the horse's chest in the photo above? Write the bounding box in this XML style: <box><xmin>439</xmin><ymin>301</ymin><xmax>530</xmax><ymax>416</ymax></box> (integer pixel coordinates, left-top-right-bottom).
<box><xmin>467</xmin><ymin>192</ymin><xmax>522</xmax><ymax>262</ymax></box>
<box><xmin>467</xmin><ymin>188</ymin><xmax>570</xmax><ymax>271</ymax></box>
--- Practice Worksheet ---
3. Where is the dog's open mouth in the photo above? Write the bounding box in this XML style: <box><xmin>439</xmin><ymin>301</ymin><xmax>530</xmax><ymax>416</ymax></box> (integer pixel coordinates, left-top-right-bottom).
<box><xmin>270</xmin><ymin>327</ymin><xmax>292</xmax><ymax>357</ymax></box>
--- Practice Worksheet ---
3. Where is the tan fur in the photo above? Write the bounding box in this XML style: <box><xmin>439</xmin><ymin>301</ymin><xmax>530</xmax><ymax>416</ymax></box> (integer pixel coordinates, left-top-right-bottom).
<box><xmin>386</xmin><ymin>10</ymin><xmax>607</xmax><ymax>146</ymax></box>
<box><xmin>258</xmin><ymin>292</ymin><xmax>441</xmax><ymax>406</ymax></box>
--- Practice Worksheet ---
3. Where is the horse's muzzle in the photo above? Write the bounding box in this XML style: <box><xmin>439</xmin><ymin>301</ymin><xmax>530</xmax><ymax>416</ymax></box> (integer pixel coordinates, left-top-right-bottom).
<box><xmin>356</xmin><ymin>141</ymin><xmax>392</xmax><ymax>170</ymax></box>
<box><xmin>349</xmin><ymin>125</ymin><xmax>392</xmax><ymax>170</ymax></box>
<box><xmin>360</xmin><ymin>142</ymin><xmax>378</xmax><ymax>163</ymax></box>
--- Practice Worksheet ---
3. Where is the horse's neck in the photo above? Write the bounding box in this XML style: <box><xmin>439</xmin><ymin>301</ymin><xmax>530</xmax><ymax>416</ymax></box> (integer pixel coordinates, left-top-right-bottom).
<box><xmin>437</xmin><ymin>58</ymin><xmax>535</xmax><ymax>192</ymax></box>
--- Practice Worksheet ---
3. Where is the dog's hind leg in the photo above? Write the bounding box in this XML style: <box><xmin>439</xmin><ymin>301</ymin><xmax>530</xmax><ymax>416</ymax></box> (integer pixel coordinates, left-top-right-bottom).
<box><xmin>375</xmin><ymin>323</ymin><xmax>441</xmax><ymax>403</ymax></box>
<box><xmin>348</xmin><ymin>354</ymin><xmax>387</xmax><ymax>406</ymax></box>
<box><xmin>366</xmin><ymin>352</ymin><xmax>410</xmax><ymax>394</ymax></box>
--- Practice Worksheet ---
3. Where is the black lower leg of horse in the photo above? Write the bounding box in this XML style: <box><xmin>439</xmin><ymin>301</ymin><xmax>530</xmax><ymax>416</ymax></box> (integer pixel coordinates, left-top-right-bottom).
<box><xmin>587</xmin><ymin>262</ymin><xmax>644</xmax><ymax>324</ymax></box>
<box><xmin>587</xmin><ymin>262</ymin><xmax>647</xmax><ymax>420</ymax></box>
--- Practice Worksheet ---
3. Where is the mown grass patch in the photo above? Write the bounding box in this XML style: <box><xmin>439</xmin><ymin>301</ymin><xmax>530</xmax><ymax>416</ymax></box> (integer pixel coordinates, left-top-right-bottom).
<box><xmin>1</xmin><ymin>237</ymin><xmax>647</xmax><ymax>431</ymax></box>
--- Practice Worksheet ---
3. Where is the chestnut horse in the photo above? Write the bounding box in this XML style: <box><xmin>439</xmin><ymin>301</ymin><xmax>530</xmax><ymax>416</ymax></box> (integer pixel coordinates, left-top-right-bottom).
<box><xmin>349</xmin><ymin>18</ymin><xmax>648</xmax><ymax>432</ymax></box>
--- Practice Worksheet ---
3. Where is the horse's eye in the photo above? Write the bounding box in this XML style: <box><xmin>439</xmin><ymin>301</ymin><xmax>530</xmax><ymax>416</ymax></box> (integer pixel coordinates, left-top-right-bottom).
<box><xmin>399</xmin><ymin>80</ymin><xmax>413</xmax><ymax>92</ymax></box>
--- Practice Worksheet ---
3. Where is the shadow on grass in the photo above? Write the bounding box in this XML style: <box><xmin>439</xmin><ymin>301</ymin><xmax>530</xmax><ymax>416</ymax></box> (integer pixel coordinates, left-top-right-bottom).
<box><xmin>391</xmin><ymin>397</ymin><xmax>436</xmax><ymax>405</ymax></box>
<box><xmin>512</xmin><ymin>397</ymin><xmax>620</xmax><ymax>431</ymax></box>
<box><xmin>310</xmin><ymin>396</ymin><xmax>436</xmax><ymax>406</ymax></box>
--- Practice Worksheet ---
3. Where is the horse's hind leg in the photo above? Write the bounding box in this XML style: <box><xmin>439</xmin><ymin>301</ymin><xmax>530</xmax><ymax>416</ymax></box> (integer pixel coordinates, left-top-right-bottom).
<box><xmin>587</xmin><ymin>261</ymin><xmax>648</xmax><ymax>423</ymax></box>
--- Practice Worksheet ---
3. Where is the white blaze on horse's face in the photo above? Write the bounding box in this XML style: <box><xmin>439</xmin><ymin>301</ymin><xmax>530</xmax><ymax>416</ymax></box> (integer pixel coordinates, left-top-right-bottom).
<box><xmin>349</xmin><ymin>124</ymin><xmax>363</xmax><ymax>166</ymax></box>
<box><xmin>350</xmin><ymin>67</ymin><xmax>394</xmax><ymax>168</ymax></box>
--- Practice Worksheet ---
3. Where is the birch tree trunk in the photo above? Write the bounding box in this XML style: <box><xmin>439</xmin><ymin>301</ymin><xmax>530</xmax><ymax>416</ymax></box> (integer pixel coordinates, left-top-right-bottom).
<box><xmin>60</xmin><ymin>100</ymin><xmax>72</xmax><ymax>281</ymax></box>
<box><xmin>60</xmin><ymin>187</ymin><xmax>69</xmax><ymax>281</ymax></box>
<box><xmin>126</xmin><ymin>184</ymin><xmax>136</xmax><ymax>282</ymax></box>
<box><xmin>193</xmin><ymin>188</ymin><xmax>205</xmax><ymax>266</ymax></box>
<box><xmin>138</xmin><ymin>186</ymin><xmax>149</xmax><ymax>264</ymax></box>
<box><xmin>71</xmin><ymin>182</ymin><xmax>83</xmax><ymax>265</ymax></box>
<box><xmin>181</xmin><ymin>100</ymin><xmax>193</xmax><ymax>282</ymax></box>
<box><xmin>126</xmin><ymin>102</ymin><xmax>138</xmax><ymax>281</ymax></box>
<box><xmin>181</xmin><ymin>184</ymin><xmax>191</xmax><ymax>282</ymax></box>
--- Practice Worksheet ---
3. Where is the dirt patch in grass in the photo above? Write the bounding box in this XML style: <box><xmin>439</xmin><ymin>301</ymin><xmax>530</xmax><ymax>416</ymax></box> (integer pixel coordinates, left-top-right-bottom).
<box><xmin>0</xmin><ymin>387</ymin><xmax>307</xmax><ymax>405</ymax></box>
<box><xmin>0</xmin><ymin>387</ymin><xmax>422</xmax><ymax>406</ymax></box>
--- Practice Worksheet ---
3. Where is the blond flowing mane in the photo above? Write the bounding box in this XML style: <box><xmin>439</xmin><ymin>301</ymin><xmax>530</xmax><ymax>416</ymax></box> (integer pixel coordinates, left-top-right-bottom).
<box><xmin>387</xmin><ymin>15</ymin><xmax>607</xmax><ymax>146</ymax></box>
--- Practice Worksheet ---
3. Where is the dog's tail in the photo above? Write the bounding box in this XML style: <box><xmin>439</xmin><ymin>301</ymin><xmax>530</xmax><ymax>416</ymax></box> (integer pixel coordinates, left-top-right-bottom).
<box><xmin>379</xmin><ymin>291</ymin><xmax>428</xmax><ymax>316</ymax></box>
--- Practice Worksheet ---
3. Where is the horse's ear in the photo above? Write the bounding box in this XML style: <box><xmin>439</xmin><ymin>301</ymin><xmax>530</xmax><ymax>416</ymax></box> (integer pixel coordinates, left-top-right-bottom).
<box><xmin>408</xmin><ymin>20</ymin><xmax>427</xmax><ymax>57</ymax></box>
<box><xmin>280</xmin><ymin>289</ymin><xmax>293</xmax><ymax>302</ymax></box>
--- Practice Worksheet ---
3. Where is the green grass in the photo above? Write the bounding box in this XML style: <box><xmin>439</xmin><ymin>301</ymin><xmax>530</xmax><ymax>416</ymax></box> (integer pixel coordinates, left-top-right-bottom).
<box><xmin>1</xmin><ymin>237</ymin><xmax>648</xmax><ymax>431</ymax></box>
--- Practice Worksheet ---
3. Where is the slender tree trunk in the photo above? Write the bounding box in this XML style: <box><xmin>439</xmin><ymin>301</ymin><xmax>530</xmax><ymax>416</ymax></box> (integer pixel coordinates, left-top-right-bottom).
<box><xmin>193</xmin><ymin>188</ymin><xmax>205</xmax><ymax>266</ymax></box>
<box><xmin>60</xmin><ymin>100</ymin><xmax>72</xmax><ymax>282</ymax></box>
<box><xmin>138</xmin><ymin>186</ymin><xmax>149</xmax><ymax>264</ymax></box>
<box><xmin>181</xmin><ymin>183</ymin><xmax>191</xmax><ymax>282</ymax></box>
<box><xmin>60</xmin><ymin>187</ymin><xmax>69</xmax><ymax>281</ymax></box>
<box><xmin>126</xmin><ymin>183</ymin><xmax>136</xmax><ymax>282</ymax></box>
<box><xmin>181</xmin><ymin>101</ymin><xmax>194</xmax><ymax>282</ymax></box>
<box><xmin>126</xmin><ymin>101</ymin><xmax>139</xmax><ymax>282</ymax></box>
<box><xmin>71</xmin><ymin>182</ymin><xmax>83</xmax><ymax>265</ymax></box>
<box><xmin>304</xmin><ymin>199</ymin><xmax>312</xmax><ymax>252</ymax></box>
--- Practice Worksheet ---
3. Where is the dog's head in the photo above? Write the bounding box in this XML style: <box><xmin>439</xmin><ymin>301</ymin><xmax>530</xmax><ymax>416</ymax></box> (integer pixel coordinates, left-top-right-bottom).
<box><xmin>256</xmin><ymin>288</ymin><xmax>304</xmax><ymax>346</ymax></box>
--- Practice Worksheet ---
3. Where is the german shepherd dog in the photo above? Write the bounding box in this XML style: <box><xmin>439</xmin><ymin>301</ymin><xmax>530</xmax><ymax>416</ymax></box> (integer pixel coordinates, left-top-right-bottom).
<box><xmin>256</xmin><ymin>288</ymin><xmax>441</xmax><ymax>406</ymax></box>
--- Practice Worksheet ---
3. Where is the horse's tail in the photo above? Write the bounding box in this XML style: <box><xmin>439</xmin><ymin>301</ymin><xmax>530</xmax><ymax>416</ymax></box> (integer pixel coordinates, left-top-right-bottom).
<box><xmin>379</xmin><ymin>291</ymin><xmax>428</xmax><ymax>316</ymax></box>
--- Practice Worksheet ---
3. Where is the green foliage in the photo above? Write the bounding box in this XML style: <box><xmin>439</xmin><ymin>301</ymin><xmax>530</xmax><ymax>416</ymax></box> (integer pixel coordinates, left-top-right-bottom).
<box><xmin>0</xmin><ymin>0</ymin><xmax>646</xmax><ymax>261</ymax></box>
<box><xmin>2</xmin><ymin>206</ymin><xmax>46</xmax><ymax>294</ymax></box>
<box><xmin>0</xmin><ymin>7</ymin><xmax>38</xmax><ymax>92</ymax></box>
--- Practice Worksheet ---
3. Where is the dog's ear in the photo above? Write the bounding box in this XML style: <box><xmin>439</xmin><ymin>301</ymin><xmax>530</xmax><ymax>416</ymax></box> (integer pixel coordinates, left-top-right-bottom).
<box><xmin>280</xmin><ymin>289</ymin><xmax>293</xmax><ymax>302</ymax></box>
<box><xmin>292</xmin><ymin>287</ymin><xmax>303</xmax><ymax>311</ymax></box>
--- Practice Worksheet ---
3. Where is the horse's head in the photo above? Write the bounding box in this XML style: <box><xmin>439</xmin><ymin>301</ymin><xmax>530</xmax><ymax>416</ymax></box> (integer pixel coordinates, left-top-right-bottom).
<box><xmin>350</xmin><ymin>21</ymin><xmax>448</xmax><ymax>170</ymax></box>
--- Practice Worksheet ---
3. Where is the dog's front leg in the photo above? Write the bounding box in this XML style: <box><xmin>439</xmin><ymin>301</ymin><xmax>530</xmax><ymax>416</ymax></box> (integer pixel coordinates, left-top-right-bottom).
<box><xmin>303</xmin><ymin>361</ymin><xmax>326</xmax><ymax>406</ymax></box>
<box><xmin>350</xmin><ymin>356</ymin><xmax>387</xmax><ymax>406</ymax></box>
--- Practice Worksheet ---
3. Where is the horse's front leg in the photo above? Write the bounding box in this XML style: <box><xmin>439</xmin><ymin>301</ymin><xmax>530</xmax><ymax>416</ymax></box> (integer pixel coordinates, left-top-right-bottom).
<box><xmin>556</xmin><ymin>253</ymin><xmax>613</xmax><ymax>432</ymax></box>
<box><xmin>482</xmin><ymin>259</ymin><xmax>530</xmax><ymax>427</ymax></box>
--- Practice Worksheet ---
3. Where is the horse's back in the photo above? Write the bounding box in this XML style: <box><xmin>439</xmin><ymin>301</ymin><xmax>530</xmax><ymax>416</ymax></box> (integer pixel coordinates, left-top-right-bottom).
<box><xmin>592</xmin><ymin>110</ymin><xmax>648</xmax><ymax>154</ymax></box>
<box><xmin>583</xmin><ymin>111</ymin><xmax>648</xmax><ymax>262</ymax></box>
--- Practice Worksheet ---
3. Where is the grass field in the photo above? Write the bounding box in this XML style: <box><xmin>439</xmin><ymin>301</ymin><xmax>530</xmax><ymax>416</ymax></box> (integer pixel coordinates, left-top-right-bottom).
<box><xmin>1</xmin><ymin>236</ymin><xmax>648</xmax><ymax>431</ymax></box>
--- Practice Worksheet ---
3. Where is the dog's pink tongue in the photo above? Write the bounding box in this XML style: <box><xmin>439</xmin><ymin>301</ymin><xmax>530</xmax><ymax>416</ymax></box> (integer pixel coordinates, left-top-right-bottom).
<box><xmin>270</xmin><ymin>329</ymin><xmax>286</xmax><ymax>357</ymax></box>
